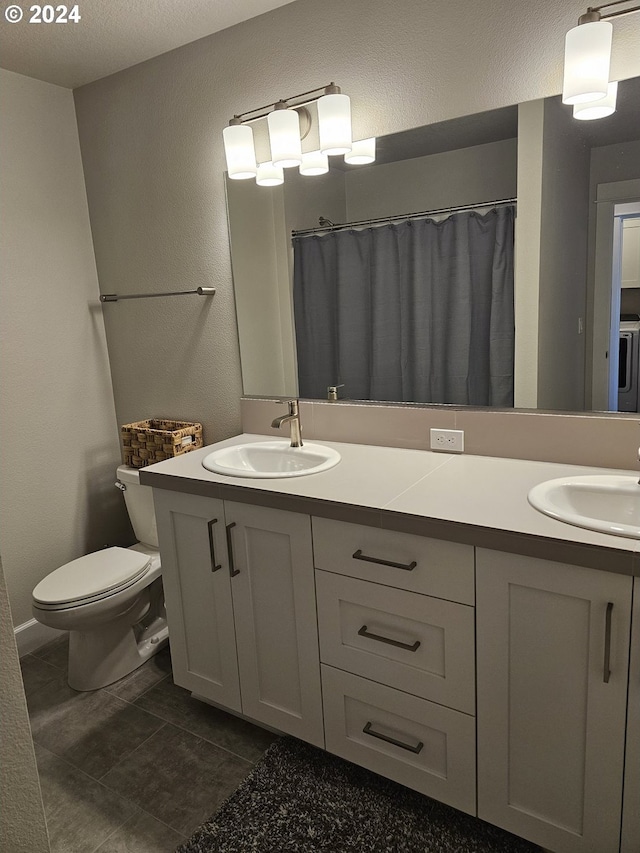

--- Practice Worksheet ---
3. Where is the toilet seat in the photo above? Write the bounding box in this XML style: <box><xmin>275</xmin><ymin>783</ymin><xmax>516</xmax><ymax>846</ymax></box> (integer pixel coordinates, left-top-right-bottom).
<box><xmin>32</xmin><ymin>547</ymin><xmax>152</xmax><ymax>610</ymax></box>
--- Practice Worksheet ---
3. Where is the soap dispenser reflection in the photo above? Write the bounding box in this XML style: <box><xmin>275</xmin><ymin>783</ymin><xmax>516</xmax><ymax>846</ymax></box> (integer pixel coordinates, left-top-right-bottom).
<box><xmin>327</xmin><ymin>384</ymin><xmax>345</xmax><ymax>401</ymax></box>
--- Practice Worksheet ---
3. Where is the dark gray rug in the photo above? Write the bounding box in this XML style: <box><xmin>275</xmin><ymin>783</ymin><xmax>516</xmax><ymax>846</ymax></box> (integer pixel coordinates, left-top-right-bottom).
<box><xmin>177</xmin><ymin>737</ymin><xmax>540</xmax><ymax>853</ymax></box>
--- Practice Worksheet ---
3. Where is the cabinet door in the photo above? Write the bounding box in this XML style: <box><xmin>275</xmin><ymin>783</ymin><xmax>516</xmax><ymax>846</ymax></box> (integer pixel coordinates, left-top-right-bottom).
<box><xmin>224</xmin><ymin>502</ymin><xmax>324</xmax><ymax>747</ymax></box>
<box><xmin>477</xmin><ymin>549</ymin><xmax>632</xmax><ymax>853</ymax></box>
<box><xmin>152</xmin><ymin>489</ymin><xmax>241</xmax><ymax>711</ymax></box>
<box><xmin>621</xmin><ymin>576</ymin><xmax>640</xmax><ymax>853</ymax></box>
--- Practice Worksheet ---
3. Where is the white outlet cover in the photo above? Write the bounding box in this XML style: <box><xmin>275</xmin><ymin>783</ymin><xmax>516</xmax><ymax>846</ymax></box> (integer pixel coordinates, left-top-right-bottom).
<box><xmin>429</xmin><ymin>428</ymin><xmax>464</xmax><ymax>453</ymax></box>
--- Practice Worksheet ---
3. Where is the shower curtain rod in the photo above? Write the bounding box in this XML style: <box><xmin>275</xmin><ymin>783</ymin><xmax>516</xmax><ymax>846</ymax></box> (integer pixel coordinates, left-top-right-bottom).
<box><xmin>291</xmin><ymin>197</ymin><xmax>517</xmax><ymax>237</ymax></box>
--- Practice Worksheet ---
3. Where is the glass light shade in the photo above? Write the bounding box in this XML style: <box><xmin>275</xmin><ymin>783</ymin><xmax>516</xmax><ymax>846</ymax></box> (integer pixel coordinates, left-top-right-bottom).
<box><xmin>223</xmin><ymin>124</ymin><xmax>257</xmax><ymax>179</ymax></box>
<box><xmin>318</xmin><ymin>93</ymin><xmax>352</xmax><ymax>155</ymax></box>
<box><xmin>256</xmin><ymin>161</ymin><xmax>284</xmax><ymax>187</ymax></box>
<box><xmin>267</xmin><ymin>108</ymin><xmax>302</xmax><ymax>167</ymax></box>
<box><xmin>299</xmin><ymin>150</ymin><xmax>329</xmax><ymax>176</ymax></box>
<box><xmin>573</xmin><ymin>81</ymin><xmax>618</xmax><ymax>120</ymax></box>
<box><xmin>562</xmin><ymin>20</ymin><xmax>613</xmax><ymax>105</ymax></box>
<box><xmin>344</xmin><ymin>137</ymin><xmax>376</xmax><ymax>165</ymax></box>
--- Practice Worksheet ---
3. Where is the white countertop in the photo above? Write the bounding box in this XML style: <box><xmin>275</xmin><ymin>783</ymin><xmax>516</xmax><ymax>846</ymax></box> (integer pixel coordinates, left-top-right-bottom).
<box><xmin>140</xmin><ymin>434</ymin><xmax>640</xmax><ymax>559</ymax></box>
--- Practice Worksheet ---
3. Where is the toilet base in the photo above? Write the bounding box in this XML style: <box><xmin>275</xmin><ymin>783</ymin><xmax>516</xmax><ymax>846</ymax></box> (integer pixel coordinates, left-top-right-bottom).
<box><xmin>68</xmin><ymin>619</ymin><xmax>168</xmax><ymax>691</ymax></box>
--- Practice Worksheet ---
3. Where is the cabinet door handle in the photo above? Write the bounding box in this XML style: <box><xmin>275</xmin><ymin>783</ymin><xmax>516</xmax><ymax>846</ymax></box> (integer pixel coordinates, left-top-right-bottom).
<box><xmin>603</xmin><ymin>601</ymin><xmax>614</xmax><ymax>684</ymax></box>
<box><xmin>207</xmin><ymin>518</ymin><xmax>222</xmax><ymax>572</ymax></box>
<box><xmin>226</xmin><ymin>522</ymin><xmax>239</xmax><ymax>577</ymax></box>
<box><xmin>352</xmin><ymin>549</ymin><xmax>417</xmax><ymax>571</ymax></box>
<box><xmin>358</xmin><ymin>624</ymin><xmax>420</xmax><ymax>652</ymax></box>
<box><xmin>362</xmin><ymin>721</ymin><xmax>423</xmax><ymax>754</ymax></box>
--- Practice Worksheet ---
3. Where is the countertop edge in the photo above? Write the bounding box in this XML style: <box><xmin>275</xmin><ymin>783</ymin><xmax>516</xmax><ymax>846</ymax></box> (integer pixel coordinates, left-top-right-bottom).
<box><xmin>140</xmin><ymin>468</ymin><xmax>638</xmax><ymax>577</ymax></box>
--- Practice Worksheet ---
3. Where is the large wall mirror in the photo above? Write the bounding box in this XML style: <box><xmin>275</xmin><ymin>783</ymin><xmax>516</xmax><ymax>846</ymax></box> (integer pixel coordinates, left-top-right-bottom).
<box><xmin>226</xmin><ymin>77</ymin><xmax>640</xmax><ymax>414</ymax></box>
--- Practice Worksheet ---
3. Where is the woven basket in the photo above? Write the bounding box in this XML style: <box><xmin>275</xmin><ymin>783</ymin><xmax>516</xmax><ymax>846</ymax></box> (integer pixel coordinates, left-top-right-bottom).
<box><xmin>121</xmin><ymin>418</ymin><xmax>203</xmax><ymax>468</ymax></box>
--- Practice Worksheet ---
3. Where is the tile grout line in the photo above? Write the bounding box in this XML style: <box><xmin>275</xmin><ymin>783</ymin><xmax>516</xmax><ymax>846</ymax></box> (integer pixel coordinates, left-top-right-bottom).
<box><xmin>96</xmin><ymin>720</ymin><xmax>169</xmax><ymax>783</ymax></box>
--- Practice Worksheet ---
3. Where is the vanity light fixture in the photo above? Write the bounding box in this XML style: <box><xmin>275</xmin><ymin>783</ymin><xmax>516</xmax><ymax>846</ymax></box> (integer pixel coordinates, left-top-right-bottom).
<box><xmin>563</xmin><ymin>1</ymin><xmax>639</xmax><ymax>113</ymax></box>
<box><xmin>223</xmin><ymin>83</ymin><xmax>372</xmax><ymax>186</ymax></box>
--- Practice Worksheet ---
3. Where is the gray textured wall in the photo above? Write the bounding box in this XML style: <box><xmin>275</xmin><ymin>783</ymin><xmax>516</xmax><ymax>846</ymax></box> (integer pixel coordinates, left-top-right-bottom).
<box><xmin>73</xmin><ymin>0</ymin><xmax>640</xmax><ymax>445</ymax></box>
<box><xmin>0</xmin><ymin>69</ymin><xmax>131</xmax><ymax>627</ymax></box>
<box><xmin>0</xmin><ymin>557</ymin><xmax>50</xmax><ymax>852</ymax></box>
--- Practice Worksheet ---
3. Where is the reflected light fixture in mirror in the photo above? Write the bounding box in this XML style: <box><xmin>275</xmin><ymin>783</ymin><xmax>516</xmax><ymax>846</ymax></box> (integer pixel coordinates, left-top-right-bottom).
<box><xmin>300</xmin><ymin>150</ymin><xmax>329</xmax><ymax>176</ymax></box>
<box><xmin>562</xmin><ymin>2</ymin><xmax>639</xmax><ymax>111</ymax></box>
<box><xmin>222</xmin><ymin>83</ymin><xmax>375</xmax><ymax>187</ymax></box>
<box><xmin>574</xmin><ymin>81</ymin><xmax>619</xmax><ymax>119</ymax></box>
<box><xmin>256</xmin><ymin>162</ymin><xmax>284</xmax><ymax>186</ymax></box>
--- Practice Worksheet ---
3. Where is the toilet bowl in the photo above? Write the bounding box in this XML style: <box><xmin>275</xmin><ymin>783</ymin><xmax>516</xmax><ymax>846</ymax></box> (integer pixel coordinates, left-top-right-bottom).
<box><xmin>32</xmin><ymin>465</ymin><xmax>168</xmax><ymax>691</ymax></box>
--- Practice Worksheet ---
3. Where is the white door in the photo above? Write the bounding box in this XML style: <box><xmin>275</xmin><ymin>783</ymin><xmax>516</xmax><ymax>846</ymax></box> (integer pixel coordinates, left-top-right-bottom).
<box><xmin>224</xmin><ymin>501</ymin><xmax>324</xmax><ymax>747</ymax></box>
<box><xmin>476</xmin><ymin>548</ymin><xmax>632</xmax><ymax>853</ymax></box>
<box><xmin>152</xmin><ymin>489</ymin><xmax>241</xmax><ymax>711</ymax></box>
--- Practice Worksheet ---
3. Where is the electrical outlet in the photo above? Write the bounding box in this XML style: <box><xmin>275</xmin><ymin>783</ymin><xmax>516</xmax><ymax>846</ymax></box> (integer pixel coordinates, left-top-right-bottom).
<box><xmin>430</xmin><ymin>428</ymin><xmax>464</xmax><ymax>453</ymax></box>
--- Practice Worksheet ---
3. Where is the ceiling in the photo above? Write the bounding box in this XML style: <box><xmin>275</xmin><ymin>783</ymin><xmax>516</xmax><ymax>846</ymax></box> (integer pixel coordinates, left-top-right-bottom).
<box><xmin>0</xmin><ymin>0</ymin><xmax>297</xmax><ymax>89</ymax></box>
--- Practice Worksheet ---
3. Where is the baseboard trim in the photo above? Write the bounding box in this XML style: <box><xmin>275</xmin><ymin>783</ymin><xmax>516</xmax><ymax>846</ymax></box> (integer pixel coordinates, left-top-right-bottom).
<box><xmin>14</xmin><ymin>618</ymin><xmax>64</xmax><ymax>657</ymax></box>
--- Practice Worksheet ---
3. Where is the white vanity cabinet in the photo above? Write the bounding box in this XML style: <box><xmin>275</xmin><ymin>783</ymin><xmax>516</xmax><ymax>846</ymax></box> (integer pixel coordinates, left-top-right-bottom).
<box><xmin>476</xmin><ymin>548</ymin><xmax>633</xmax><ymax>853</ymax></box>
<box><xmin>313</xmin><ymin>517</ymin><xmax>477</xmax><ymax>816</ymax></box>
<box><xmin>152</xmin><ymin>490</ymin><xmax>324</xmax><ymax>747</ymax></box>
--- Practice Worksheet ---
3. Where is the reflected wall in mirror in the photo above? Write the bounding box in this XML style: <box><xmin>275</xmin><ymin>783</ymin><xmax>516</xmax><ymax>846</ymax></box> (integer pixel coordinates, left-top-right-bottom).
<box><xmin>226</xmin><ymin>77</ymin><xmax>640</xmax><ymax>413</ymax></box>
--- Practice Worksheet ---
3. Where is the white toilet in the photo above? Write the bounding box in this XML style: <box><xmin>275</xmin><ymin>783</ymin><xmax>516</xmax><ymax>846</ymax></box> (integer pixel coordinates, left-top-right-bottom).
<box><xmin>32</xmin><ymin>465</ymin><xmax>168</xmax><ymax>692</ymax></box>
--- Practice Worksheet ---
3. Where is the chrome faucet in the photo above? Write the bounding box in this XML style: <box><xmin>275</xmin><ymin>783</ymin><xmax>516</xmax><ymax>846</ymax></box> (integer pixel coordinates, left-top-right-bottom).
<box><xmin>271</xmin><ymin>399</ymin><xmax>303</xmax><ymax>447</ymax></box>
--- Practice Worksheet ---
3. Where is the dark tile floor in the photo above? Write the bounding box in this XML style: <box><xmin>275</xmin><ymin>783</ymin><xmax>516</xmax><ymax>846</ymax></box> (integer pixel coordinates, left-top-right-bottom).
<box><xmin>22</xmin><ymin>637</ymin><xmax>278</xmax><ymax>853</ymax></box>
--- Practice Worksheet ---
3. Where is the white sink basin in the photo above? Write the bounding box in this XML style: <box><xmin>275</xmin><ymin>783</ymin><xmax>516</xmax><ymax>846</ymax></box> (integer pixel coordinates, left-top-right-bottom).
<box><xmin>528</xmin><ymin>475</ymin><xmax>640</xmax><ymax>539</ymax></box>
<box><xmin>202</xmin><ymin>440</ymin><xmax>341</xmax><ymax>479</ymax></box>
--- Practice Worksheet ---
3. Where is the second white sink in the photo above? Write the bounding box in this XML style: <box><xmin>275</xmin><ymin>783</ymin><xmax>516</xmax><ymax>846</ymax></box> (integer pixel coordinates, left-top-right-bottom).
<box><xmin>528</xmin><ymin>474</ymin><xmax>640</xmax><ymax>539</ymax></box>
<box><xmin>202</xmin><ymin>440</ymin><xmax>341</xmax><ymax>478</ymax></box>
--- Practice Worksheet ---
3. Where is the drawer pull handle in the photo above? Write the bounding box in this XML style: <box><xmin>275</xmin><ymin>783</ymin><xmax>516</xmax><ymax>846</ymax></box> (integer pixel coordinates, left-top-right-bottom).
<box><xmin>603</xmin><ymin>601</ymin><xmax>613</xmax><ymax>683</ymax></box>
<box><xmin>352</xmin><ymin>549</ymin><xmax>417</xmax><ymax>571</ymax></box>
<box><xmin>358</xmin><ymin>625</ymin><xmax>420</xmax><ymax>652</ymax></box>
<box><xmin>363</xmin><ymin>721</ymin><xmax>423</xmax><ymax>754</ymax></box>
<box><xmin>226</xmin><ymin>522</ymin><xmax>239</xmax><ymax>577</ymax></box>
<box><xmin>207</xmin><ymin>518</ymin><xmax>222</xmax><ymax>572</ymax></box>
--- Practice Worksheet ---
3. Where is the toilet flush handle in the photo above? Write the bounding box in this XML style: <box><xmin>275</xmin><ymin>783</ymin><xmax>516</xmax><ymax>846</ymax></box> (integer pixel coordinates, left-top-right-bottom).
<box><xmin>115</xmin><ymin>480</ymin><xmax>127</xmax><ymax>491</ymax></box>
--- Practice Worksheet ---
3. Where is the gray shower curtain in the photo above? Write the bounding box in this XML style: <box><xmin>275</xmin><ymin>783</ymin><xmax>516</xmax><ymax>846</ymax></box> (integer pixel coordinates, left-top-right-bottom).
<box><xmin>292</xmin><ymin>205</ymin><xmax>515</xmax><ymax>406</ymax></box>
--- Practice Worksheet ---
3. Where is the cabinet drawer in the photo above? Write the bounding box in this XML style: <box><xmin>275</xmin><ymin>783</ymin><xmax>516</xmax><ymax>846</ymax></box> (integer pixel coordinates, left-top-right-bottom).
<box><xmin>312</xmin><ymin>517</ymin><xmax>474</xmax><ymax>604</ymax></box>
<box><xmin>316</xmin><ymin>571</ymin><xmax>475</xmax><ymax>713</ymax></box>
<box><xmin>322</xmin><ymin>665</ymin><xmax>476</xmax><ymax>816</ymax></box>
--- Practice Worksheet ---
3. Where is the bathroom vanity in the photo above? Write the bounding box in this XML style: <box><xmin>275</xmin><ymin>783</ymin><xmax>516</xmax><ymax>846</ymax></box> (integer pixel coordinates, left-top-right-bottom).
<box><xmin>141</xmin><ymin>435</ymin><xmax>640</xmax><ymax>853</ymax></box>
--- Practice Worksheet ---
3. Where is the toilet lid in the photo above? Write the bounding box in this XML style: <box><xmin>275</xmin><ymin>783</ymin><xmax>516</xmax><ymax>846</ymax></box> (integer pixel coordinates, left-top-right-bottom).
<box><xmin>32</xmin><ymin>547</ymin><xmax>151</xmax><ymax>606</ymax></box>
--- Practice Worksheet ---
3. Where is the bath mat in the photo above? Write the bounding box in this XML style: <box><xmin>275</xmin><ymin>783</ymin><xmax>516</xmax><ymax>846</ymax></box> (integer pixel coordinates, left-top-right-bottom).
<box><xmin>177</xmin><ymin>736</ymin><xmax>540</xmax><ymax>853</ymax></box>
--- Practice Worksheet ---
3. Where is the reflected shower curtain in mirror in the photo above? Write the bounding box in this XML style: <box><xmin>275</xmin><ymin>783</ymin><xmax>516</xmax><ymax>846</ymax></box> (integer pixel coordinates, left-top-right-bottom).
<box><xmin>292</xmin><ymin>206</ymin><xmax>515</xmax><ymax>406</ymax></box>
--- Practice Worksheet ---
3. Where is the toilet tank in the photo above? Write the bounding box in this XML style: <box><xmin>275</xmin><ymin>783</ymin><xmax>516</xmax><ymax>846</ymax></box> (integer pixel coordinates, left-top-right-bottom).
<box><xmin>116</xmin><ymin>465</ymin><xmax>159</xmax><ymax>548</ymax></box>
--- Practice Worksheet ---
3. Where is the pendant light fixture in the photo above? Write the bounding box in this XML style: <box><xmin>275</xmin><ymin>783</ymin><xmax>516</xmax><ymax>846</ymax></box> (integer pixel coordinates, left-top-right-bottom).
<box><xmin>317</xmin><ymin>84</ymin><xmax>353</xmax><ymax>155</ymax></box>
<box><xmin>562</xmin><ymin>2</ymin><xmax>639</xmax><ymax>113</ymax></box>
<box><xmin>573</xmin><ymin>81</ymin><xmax>618</xmax><ymax>119</ymax></box>
<box><xmin>223</xmin><ymin>83</ymin><xmax>372</xmax><ymax>187</ymax></box>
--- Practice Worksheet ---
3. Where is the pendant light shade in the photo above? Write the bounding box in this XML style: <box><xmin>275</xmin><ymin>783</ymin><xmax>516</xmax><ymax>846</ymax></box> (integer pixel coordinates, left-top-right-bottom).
<box><xmin>562</xmin><ymin>20</ymin><xmax>613</xmax><ymax>105</ymax></box>
<box><xmin>256</xmin><ymin>161</ymin><xmax>284</xmax><ymax>187</ymax></box>
<box><xmin>573</xmin><ymin>81</ymin><xmax>618</xmax><ymax>120</ymax></box>
<box><xmin>267</xmin><ymin>106</ymin><xmax>302</xmax><ymax>168</ymax></box>
<box><xmin>299</xmin><ymin>150</ymin><xmax>329</xmax><ymax>176</ymax></box>
<box><xmin>223</xmin><ymin>123</ymin><xmax>257</xmax><ymax>180</ymax></box>
<box><xmin>318</xmin><ymin>92</ymin><xmax>352</xmax><ymax>155</ymax></box>
<box><xmin>344</xmin><ymin>137</ymin><xmax>376</xmax><ymax>165</ymax></box>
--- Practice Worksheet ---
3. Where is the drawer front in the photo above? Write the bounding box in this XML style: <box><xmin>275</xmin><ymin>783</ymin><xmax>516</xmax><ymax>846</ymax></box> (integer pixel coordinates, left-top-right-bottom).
<box><xmin>316</xmin><ymin>571</ymin><xmax>475</xmax><ymax>713</ymax></box>
<box><xmin>322</xmin><ymin>665</ymin><xmax>476</xmax><ymax>816</ymax></box>
<box><xmin>312</xmin><ymin>517</ymin><xmax>474</xmax><ymax>605</ymax></box>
